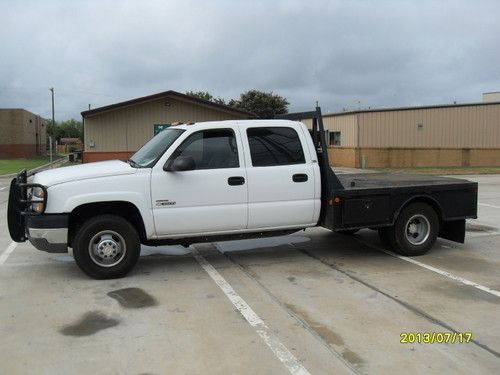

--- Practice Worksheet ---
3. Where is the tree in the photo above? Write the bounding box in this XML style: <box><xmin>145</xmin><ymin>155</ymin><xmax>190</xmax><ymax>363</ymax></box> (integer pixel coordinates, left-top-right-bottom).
<box><xmin>47</xmin><ymin>119</ymin><xmax>83</xmax><ymax>142</ymax></box>
<box><xmin>185</xmin><ymin>91</ymin><xmax>226</xmax><ymax>105</ymax></box>
<box><xmin>185</xmin><ymin>89</ymin><xmax>290</xmax><ymax>118</ymax></box>
<box><xmin>229</xmin><ymin>90</ymin><xmax>289</xmax><ymax>118</ymax></box>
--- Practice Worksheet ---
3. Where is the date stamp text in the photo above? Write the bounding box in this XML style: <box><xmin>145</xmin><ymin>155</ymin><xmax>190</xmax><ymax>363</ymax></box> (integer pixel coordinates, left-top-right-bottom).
<box><xmin>400</xmin><ymin>332</ymin><xmax>473</xmax><ymax>344</ymax></box>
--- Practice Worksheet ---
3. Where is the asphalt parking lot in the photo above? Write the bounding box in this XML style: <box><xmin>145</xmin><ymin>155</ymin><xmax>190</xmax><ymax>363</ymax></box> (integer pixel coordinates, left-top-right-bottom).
<box><xmin>0</xmin><ymin>174</ymin><xmax>499</xmax><ymax>374</ymax></box>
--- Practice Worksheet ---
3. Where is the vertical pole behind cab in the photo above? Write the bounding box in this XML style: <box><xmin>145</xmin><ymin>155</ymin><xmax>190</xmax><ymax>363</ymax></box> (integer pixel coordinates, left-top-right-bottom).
<box><xmin>309</xmin><ymin>107</ymin><xmax>343</xmax><ymax>229</ymax></box>
<box><xmin>311</xmin><ymin>107</ymin><xmax>344</xmax><ymax>192</ymax></box>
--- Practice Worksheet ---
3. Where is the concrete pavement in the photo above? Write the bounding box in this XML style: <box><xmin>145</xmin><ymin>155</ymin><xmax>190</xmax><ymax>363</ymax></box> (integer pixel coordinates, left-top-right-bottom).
<box><xmin>0</xmin><ymin>175</ymin><xmax>499</xmax><ymax>374</ymax></box>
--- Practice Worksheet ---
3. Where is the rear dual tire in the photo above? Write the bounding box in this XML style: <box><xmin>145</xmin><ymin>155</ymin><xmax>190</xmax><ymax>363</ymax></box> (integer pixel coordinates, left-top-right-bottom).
<box><xmin>380</xmin><ymin>203</ymin><xmax>439</xmax><ymax>256</ymax></box>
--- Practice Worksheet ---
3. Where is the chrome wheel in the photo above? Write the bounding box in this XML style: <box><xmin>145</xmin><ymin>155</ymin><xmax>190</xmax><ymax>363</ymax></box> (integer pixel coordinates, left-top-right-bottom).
<box><xmin>405</xmin><ymin>214</ymin><xmax>430</xmax><ymax>246</ymax></box>
<box><xmin>88</xmin><ymin>230</ymin><xmax>127</xmax><ymax>267</ymax></box>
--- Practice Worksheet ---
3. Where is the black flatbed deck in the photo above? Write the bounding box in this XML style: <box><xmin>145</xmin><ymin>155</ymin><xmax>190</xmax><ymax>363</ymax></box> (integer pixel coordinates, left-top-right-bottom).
<box><xmin>329</xmin><ymin>172</ymin><xmax>477</xmax><ymax>239</ymax></box>
<box><xmin>337</xmin><ymin>172</ymin><xmax>473</xmax><ymax>190</ymax></box>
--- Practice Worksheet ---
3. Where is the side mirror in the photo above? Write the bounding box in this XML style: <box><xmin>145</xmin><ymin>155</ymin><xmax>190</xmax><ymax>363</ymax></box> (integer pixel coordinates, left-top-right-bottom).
<box><xmin>164</xmin><ymin>156</ymin><xmax>196</xmax><ymax>171</ymax></box>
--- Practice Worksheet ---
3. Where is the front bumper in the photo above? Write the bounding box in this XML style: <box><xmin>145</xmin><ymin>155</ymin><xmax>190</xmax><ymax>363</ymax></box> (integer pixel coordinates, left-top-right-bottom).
<box><xmin>27</xmin><ymin>214</ymin><xmax>69</xmax><ymax>253</ymax></box>
<box><xmin>8</xmin><ymin>170</ymin><xmax>68</xmax><ymax>253</ymax></box>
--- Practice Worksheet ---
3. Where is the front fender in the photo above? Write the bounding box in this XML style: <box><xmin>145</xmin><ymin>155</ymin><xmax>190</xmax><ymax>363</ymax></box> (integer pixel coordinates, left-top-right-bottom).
<box><xmin>43</xmin><ymin>172</ymin><xmax>155</xmax><ymax>238</ymax></box>
<box><xmin>61</xmin><ymin>192</ymin><xmax>147</xmax><ymax>213</ymax></box>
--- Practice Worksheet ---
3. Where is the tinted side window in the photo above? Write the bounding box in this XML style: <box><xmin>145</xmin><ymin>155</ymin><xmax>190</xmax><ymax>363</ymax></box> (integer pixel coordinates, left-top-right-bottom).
<box><xmin>173</xmin><ymin>129</ymin><xmax>239</xmax><ymax>169</ymax></box>
<box><xmin>247</xmin><ymin>127</ymin><xmax>305</xmax><ymax>167</ymax></box>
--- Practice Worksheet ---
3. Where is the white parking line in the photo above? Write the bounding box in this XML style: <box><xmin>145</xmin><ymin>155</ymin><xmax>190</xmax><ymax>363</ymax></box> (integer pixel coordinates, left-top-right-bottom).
<box><xmin>479</xmin><ymin>202</ymin><xmax>500</xmax><ymax>209</ymax></box>
<box><xmin>0</xmin><ymin>186</ymin><xmax>8</xmax><ymax>191</ymax></box>
<box><xmin>191</xmin><ymin>247</ymin><xmax>311</xmax><ymax>375</ymax></box>
<box><xmin>0</xmin><ymin>242</ymin><xmax>18</xmax><ymax>265</ymax></box>
<box><xmin>467</xmin><ymin>231</ymin><xmax>500</xmax><ymax>239</ymax></box>
<box><xmin>356</xmin><ymin>239</ymin><xmax>500</xmax><ymax>298</ymax></box>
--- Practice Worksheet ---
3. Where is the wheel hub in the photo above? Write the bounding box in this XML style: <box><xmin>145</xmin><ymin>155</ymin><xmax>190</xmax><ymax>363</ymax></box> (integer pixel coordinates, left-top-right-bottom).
<box><xmin>408</xmin><ymin>223</ymin><xmax>418</xmax><ymax>236</ymax></box>
<box><xmin>89</xmin><ymin>231</ymin><xmax>127</xmax><ymax>267</ymax></box>
<box><xmin>405</xmin><ymin>214</ymin><xmax>430</xmax><ymax>246</ymax></box>
<box><xmin>97</xmin><ymin>239</ymin><xmax>118</xmax><ymax>257</ymax></box>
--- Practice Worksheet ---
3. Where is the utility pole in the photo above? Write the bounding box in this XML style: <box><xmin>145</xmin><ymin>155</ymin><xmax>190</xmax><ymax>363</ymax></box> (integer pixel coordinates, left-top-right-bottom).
<box><xmin>49</xmin><ymin>87</ymin><xmax>55</xmax><ymax>163</ymax></box>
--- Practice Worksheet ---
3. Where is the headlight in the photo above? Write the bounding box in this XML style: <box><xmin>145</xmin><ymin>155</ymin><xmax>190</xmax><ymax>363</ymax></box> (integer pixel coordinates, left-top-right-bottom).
<box><xmin>31</xmin><ymin>187</ymin><xmax>46</xmax><ymax>213</ymax></box>
<box><xmin>33</xmin><ymin>187</ymin><xmax>45</xmax><ymax>198</ymax></box>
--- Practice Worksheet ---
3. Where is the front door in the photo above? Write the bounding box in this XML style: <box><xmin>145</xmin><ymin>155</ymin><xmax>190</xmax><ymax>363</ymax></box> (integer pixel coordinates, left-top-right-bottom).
<box><xmin>151</xmin><ymin>128</ymin><xmax>248</xmax><ymax>236</ymax></box>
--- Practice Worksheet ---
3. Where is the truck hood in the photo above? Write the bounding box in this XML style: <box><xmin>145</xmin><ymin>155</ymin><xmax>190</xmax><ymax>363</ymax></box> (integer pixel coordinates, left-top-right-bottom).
<box><xmin>33</xmin><ymin>160</ymin><xmax>137</xmax><ymax>187</ymax></box>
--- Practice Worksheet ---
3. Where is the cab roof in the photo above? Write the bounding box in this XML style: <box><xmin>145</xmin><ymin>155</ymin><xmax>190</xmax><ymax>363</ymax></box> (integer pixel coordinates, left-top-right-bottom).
<box><xmin>171</xmin><ymin>119</ymin><xmax>302</xmax><ymax>130</ymax></box>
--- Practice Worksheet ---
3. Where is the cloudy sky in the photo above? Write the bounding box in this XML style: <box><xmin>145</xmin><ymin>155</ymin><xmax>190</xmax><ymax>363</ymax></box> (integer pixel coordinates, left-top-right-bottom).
<box><xmin>1</xmin><ymin>0</ymin><xmax>499</xmax><ymax>120</ymax></box>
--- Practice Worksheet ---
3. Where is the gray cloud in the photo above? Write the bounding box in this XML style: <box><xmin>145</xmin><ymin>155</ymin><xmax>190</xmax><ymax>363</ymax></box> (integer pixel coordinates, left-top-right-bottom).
<box><xmin>0</xmin><ymin>0</ymin><xmax>499</xmax><ymax>120</ymax></box>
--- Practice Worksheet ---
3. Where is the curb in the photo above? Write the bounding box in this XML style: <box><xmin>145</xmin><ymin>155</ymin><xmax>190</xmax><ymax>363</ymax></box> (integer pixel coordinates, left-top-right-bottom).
<box><xmin>0</xmin><ymin>156</ymin><xmax>69</xmax><ymax>179</ymax></box>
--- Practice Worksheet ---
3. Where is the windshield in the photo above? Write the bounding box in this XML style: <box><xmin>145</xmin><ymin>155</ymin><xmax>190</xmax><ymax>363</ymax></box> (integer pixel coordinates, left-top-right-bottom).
<box><xmin>129</xmin><ymin>128</ymin><xmax>185</xmax><ymax>167</ymax></box>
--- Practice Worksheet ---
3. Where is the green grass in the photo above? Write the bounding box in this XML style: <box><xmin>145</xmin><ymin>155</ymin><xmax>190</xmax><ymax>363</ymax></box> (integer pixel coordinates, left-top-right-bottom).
<box><xmin>0</xmin><ymin>157</ymin><xmax>52</xmax><ymax>175</ymax></box>
<box><xmin>375</xmin><ymin>166</ymin><xmax>500</xmax><ymax>175</ymax></box>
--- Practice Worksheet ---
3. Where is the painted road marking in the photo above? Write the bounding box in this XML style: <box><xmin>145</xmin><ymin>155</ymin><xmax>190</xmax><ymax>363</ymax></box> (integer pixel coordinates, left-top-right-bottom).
<box><xmin>467</xmin><ymin>232</ymin><xmax>500</xmax><ymax>239</ymax></box>
<box><xmin>479</xmin><ymin>203</ymin><xmax>500</xmax><ymax>209</ymax></box>
<box><xmin>0</xmin><ymin>242</ymin><xmax>18</xmax><ymax>265</ymax></box>
<box><xmin>0</xmin><ymin>186</ymin><xmax>8</xmax><ymax>191</ymax></box>
<box><xmin>356</xmin><ymin>239</ymin><xmax>500</xmax><ymax>298</ymax></box>
<box><xmin>191</xmin><ymin>247</ymin><xmax>311</xmax><ymax>375</ymax></box>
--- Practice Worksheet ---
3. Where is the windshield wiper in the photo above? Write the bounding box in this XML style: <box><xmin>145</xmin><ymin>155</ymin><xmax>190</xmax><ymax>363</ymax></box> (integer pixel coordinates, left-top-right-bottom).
<box><xmin>127</xmin><ymin>159</ymin><xmax>139</xmax><ymax>168</ymax></box>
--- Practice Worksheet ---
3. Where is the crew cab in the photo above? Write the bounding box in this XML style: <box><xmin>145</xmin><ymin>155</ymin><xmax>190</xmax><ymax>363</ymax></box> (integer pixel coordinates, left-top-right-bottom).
<box><xmin>8</xmin><ymin>108</ymin><xmax>478</xmax><ymax>279</ymax></box>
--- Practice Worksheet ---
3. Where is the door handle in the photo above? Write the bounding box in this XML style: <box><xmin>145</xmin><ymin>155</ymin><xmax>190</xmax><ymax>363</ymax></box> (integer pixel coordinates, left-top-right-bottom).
<box><xmin>292</xmin><ymin>173</ymin><xmax>308</xmax><ymax>183</ymax></box>
<box><xmin>228</xmin><ymin>176</ymin><xmax>245</xmax><ymax>186</ymax></box>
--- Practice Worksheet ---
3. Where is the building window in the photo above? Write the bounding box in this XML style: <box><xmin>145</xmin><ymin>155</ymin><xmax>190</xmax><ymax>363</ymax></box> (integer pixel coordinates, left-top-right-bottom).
<box><xmin>247</xmin><ymin>127</ymin><xmax>305</xmax><ymax>167</ymax></box>
<box><xmin>329</xmin><ymin>131</ymin><xmax>341</xmax><ymax>146</ymax></box>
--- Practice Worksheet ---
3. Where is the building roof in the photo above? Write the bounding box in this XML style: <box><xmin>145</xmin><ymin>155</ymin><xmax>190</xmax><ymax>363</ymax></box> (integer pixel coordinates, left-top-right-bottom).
<box><xmin>321</xmin><ymin>100</ymin><xmax>500</xmax><ymax>118</ymax></box>
<box><xmin>81</xmin><ymin>90</ymin><xmax>256</xmax><ymax>118</ymax></box>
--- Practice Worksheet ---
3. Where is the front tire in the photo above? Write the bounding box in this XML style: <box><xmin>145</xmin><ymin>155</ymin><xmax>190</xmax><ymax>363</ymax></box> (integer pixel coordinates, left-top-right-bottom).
<box><xmin>73</xmin><ymin>215</ymin><xmax>140</xmax><ymax>279</ymax></box>
<box><xmin>389</xmin><ymin>203</ymin><xmax>439</xmax><ymax>256</ymax></box>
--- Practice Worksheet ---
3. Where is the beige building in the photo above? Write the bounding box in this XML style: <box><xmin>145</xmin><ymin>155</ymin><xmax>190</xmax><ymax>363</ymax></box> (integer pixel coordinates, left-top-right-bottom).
<box><xmin>0</xmin><ymin>109</ymin><xmax>46</xmax><ymax>158</ymax></box>
<box><xmin>483</xmin><ymin>92</ymin><xmax>500</xmax><ymax>103</ymax></box>
<box><xmin>301</xmin><ymin>101</ymin><xmax>500</xmax><ymax>168</ymax></box>
<box><xmin>81</xmin><ymin>90</ymin><xmax>255</xmax><ymax>163</ymax></box>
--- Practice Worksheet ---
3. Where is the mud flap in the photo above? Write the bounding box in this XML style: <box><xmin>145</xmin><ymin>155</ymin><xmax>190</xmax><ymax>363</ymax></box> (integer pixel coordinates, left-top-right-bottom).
<box><xmin>439</xmin><ymin>219</ymin><xmax>465</xmax><ymax>243</ymax></box>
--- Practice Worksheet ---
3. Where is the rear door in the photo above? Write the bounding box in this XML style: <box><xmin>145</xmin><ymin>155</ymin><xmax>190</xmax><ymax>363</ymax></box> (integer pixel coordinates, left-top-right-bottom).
<box><xmin>151</xmin><ymin>127</ymin><xmax>248</xmax><ymax>236</ymax></box>
<box><xmin>243</xmin><ymin>124</ymin><xmax>318</xmax><ymax>229</ymax></box>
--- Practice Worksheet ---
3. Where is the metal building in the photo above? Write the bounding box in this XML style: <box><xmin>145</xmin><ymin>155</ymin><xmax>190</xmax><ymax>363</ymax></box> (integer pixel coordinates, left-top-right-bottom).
<box><xmin>301</xmin><ymin>101</ymin><xmax>500</xmax><ymax>168</ymax></box>
<box><xmin>81</xmin><ymin>90</ymin><xmax>255</xmax><ymax>163</ymax></box>
<box><xmin>0</xmin><ymin>109</ymin><xmax>46</xmax><ymax>158</ymax></box>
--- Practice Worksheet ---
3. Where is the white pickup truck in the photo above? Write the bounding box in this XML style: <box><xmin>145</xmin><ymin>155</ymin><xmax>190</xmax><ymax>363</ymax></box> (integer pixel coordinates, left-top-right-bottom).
<box><xmin>8</xmin><ymin>108</ymin><xmax>478</xmax><ymax>279</ymax></box>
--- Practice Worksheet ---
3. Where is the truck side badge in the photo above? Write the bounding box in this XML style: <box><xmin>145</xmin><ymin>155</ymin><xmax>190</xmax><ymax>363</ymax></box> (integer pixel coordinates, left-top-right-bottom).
<box><xmin>156</xmin><ymin>200</ymin><xmax>176</xmax><ymax>207</ymax></box>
